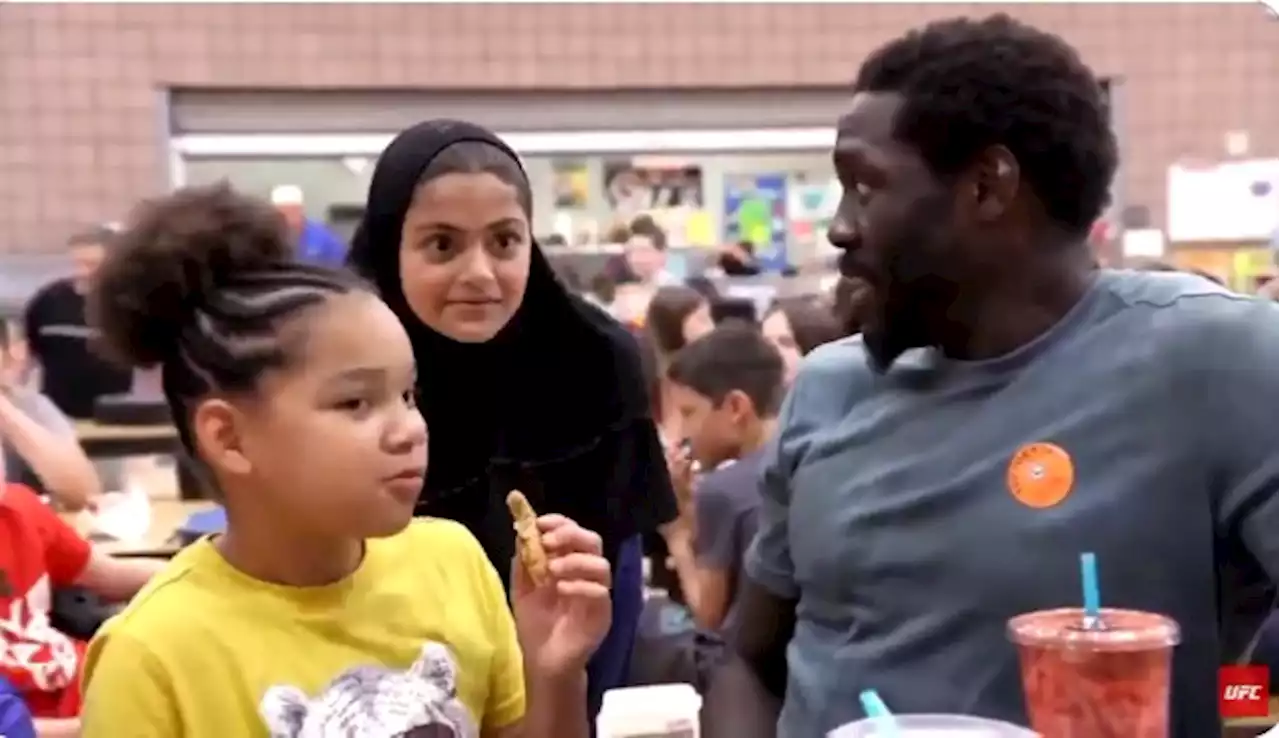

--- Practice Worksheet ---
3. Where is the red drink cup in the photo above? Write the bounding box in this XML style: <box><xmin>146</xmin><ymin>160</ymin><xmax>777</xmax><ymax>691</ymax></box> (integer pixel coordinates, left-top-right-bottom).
<box><xmin>1008</xmin><ymin>607</ymin><xmax>1180</xmax><ymax>738</ymax></box>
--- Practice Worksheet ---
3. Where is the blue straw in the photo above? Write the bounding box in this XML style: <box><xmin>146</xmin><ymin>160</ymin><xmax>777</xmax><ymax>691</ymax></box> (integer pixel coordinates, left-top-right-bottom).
<box><xmin>1080</xmin><ymin>552</ymin><xmax>1101</xmax><ymax>625</ymax></box>
<box><xmin>860</xmin><ymin>690</ymin><xmax>900</xmax><ymax>736</ymax></box>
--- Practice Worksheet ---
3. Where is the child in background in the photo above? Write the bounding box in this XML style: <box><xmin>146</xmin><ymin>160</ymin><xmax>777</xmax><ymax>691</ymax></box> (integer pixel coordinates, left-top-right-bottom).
<box><xmin>659</xmin><ymin>324</ymin><xmax>783</xmax><ymax>635</ymax></box>
<box><xmin>0</xmin><ymin>324</ymin><xmax>102</xmax><ymax>511</ymax></box>
<box><xmin>0</xmin><ymin>443</ymin><xmax>163</xmax><ymax>737</ymax></box>
<box><xmin>634</xmin><ymin>285</ymin><xmax>716</xmax><ymax>609</ymax></box>
<box><xmin>79</xmin><ymin>184</ymin><xmax>612</xmax><ymax>738</ymax></box>
<box><xmin>760</xmin><ymin>298</ymin><xmax>843</xmax><ymax>385</ymax></box>
<box><xmin>645</xmin><ymin>286</ymin><xmax>715</xmax><ymax>367</ymax></box>
<box><xmin>644</xmin><ymin>285</ymin><xmax>715</xmax><ymax>445</ymax></box>
<box><xmin>629</xmin><ymin>324</ymin><xmax>784</xmax><ymax>691</ymax></box>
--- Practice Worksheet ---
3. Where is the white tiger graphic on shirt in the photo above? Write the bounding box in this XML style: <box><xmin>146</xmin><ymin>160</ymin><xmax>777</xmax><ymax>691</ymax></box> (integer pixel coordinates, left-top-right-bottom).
<box><xmin>259</xmin><ymin>641</ymin><xmax>478</xmax><ymax>738</ymax></box>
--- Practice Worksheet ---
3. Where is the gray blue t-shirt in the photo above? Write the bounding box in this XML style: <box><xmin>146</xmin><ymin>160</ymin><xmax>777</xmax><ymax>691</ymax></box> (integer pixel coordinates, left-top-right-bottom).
<box><xmin>693</xmin><ymin>449</ymin><xmax>765</xmax><ymax>636</ymax></box>
<box><xmin>744</xmin><ymin>270</ymin><xmax>1278</xmax><ymax>738</ymax></box>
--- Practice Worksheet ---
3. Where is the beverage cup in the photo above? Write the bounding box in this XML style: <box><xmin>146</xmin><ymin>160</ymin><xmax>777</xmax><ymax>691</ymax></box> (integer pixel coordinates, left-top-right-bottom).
<box><xmin>828</xmin><ymin>714</ymin><xmax>1040</xmax><ymax>737</ymax></box>
<box><xmin>596</xmin><ymin>683</ymin><xmax>701</xmax><ymax>738</ymax></box>
<box><xmin>1008</xmin><ymin>607</ymin><xmax>1180</xmax><ymax>738</ymax></box>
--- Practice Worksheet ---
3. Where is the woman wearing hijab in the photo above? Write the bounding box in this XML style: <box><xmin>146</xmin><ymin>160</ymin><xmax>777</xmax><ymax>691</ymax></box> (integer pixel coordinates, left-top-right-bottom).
<box><xmin>348</xmin><ymin>120</ymin><xmax>678</xmax><ymax>717</ymax></box>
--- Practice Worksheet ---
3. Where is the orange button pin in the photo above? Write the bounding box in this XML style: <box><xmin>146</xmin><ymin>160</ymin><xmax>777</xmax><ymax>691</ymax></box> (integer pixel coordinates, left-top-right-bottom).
<box><xmin>1007</xmin><ymin>442</ymin><xmax>1074</xmax><ymax>509</ymax></box>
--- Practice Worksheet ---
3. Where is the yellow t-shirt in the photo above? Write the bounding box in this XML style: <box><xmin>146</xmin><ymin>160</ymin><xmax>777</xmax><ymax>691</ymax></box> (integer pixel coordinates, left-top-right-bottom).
<box><xmin>79</xmin><ymin>519</ymin><xmax>524</xmax><ymax>737</ymax></box>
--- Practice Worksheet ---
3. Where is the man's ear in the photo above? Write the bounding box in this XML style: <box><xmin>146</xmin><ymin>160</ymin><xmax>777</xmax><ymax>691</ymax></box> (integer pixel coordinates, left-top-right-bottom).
<box><xmin>191</xmin><ymin>398</ymin><xmax>252</xmax><ymax>476</ymax></box>
<box><xmin>970</xmin><ymin>145</ymin><xmax>1020</xmax><ymax>223</ymax></box>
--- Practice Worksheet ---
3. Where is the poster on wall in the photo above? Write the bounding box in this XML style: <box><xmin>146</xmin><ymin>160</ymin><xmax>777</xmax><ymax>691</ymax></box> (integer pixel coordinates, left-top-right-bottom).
<box><xmin>724</xmin><ymin>173</ymin><xmax>788</xmax><ymax>272</ymax></box>
<box><xmin>602</xmin><ymin>158</ymin><xmax>708</xmax><ymax>246</ymax></box>
<box><xmin>552</xmin><ymin>160</ymin><xmax>591</xmax><ymax>210</ymax></box>
<box><xmin>603</xmin><ymin>159</ymin><xmax>704</xmax><ymax>216</ymax></box>
<box><xmin>643</xmin><ymin>208</ymin><xmax>716</xmax><ymax>248</ymax></box>
<box><xmin>787</xmin><ymin>174</ymin><xmax>841</xmax><ymax>256</ymax></box>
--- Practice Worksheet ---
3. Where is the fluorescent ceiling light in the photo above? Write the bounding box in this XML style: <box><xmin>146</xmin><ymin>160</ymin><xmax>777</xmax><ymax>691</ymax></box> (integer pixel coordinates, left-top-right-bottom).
<box><xmin>172</xmin><ymin>128</ymin><xmax>836</xmax><ymax>158</ymax></box>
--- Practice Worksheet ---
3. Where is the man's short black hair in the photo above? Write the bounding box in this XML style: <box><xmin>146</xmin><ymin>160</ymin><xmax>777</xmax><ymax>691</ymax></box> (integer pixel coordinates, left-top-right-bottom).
<box><xmin>666</xmin><ymin>323</ymin><xmax>784</xmax><ymax>418</ymax></box>
<box><xmin>853</xmin><ymin>14</ymin><xmax>1117</xmax><ymax>236</ymax></box>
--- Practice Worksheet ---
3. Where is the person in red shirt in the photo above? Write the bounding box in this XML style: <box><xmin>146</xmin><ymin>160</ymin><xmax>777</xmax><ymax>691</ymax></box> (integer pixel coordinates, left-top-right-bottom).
<box><xmin>0</xmin><ymin>478</ymin><xmax>162</xmax><ymax>736</ymax></box>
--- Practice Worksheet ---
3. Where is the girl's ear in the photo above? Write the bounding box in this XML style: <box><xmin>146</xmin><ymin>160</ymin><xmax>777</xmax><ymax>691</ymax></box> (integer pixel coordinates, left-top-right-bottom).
<box><xmin>191</xmin><ymin>398</ymin><xmax>251</xmax><ymax>477</ymax></box>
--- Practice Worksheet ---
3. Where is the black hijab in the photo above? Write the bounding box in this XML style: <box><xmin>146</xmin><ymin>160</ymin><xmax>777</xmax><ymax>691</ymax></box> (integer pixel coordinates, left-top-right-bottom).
<box><xmin>348</xmin><ymin>120</ymin><xmax>671</xmax><ymax>565</ymax></box>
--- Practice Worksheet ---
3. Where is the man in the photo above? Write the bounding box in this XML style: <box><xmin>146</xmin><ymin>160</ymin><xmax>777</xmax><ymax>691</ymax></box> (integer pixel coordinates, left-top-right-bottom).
<box><xmin>0</xmin><ymin>324</ymin><xmax>101</xmax><ymax>510</ymax></box>
<box><xmin>23</xmin><ymin>228</ymin><xmax>133</xmax><ymax>420</ymax></box>
<box><xmin>622</xmin><ymin>221</ymin><xmax>682</xmax><ymax>288</ymax></box>
<box><xmin>270</xmin><ymin>185</ymin><xmax>347</xmax><ymax>266</ymax></box>
<box><xmin>662</xmin><ymin>324</ymin><xmax>783</xmax><ymax>635</ymax></box>
<box><xmin>709</xmin><ymin>15</ymin><xmax>1277</xmax><ymax>738</ymax></box>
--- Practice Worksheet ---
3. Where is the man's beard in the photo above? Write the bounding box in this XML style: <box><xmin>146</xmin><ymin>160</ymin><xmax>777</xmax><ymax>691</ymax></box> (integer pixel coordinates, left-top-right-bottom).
<box><xmin>860</xmin><ymin>199</ymin><xmax>958</xmax><ymax>373</ymax></box>
<box><xmin>861</xmin><ymin>285</ymin><xmax>930</xmax><ymax>374</ymax></box>
<box><xmin>856</xmin><ymin>242</ymin><xmax>943</xmax><ymax>373</ymax></box>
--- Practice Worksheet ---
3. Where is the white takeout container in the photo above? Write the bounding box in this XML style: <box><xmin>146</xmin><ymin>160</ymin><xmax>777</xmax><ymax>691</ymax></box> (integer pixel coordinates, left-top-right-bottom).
<box><xmin>597</xmin><ymin>683</ymin><xmax>702</xmax><ymax>738</ymax></box>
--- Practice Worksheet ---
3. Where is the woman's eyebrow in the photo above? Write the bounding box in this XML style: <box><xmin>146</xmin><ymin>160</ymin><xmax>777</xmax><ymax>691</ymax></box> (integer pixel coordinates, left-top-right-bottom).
<box><xmin>412</xmin><ymin>217</ymin><xmax>525</xmax><ymax>234</ymax></box>
<box><xmin>410</xmin><ymin>221</ymin><xmax>462</xmax><ymax>234</ymax></box>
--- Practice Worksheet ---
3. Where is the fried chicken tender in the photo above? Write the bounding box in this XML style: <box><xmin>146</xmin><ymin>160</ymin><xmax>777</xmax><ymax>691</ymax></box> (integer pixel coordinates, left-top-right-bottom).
<box><xmin>506</xmin><ymin>490</ymin><xmax>550</xmax><ymax>586</ymax></box>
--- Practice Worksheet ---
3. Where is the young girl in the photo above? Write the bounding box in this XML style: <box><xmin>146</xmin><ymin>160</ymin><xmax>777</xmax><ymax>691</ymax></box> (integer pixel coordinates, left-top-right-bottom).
<box><xmin>347</xmin><ymin>120</ymin><xmax>676</xmax><ymax>716</ymax></box>
<box><xmin>760</xmin><ymin>298</ymin><xmax>843</xmax><ymax>384</ymax></box>
<box><xmin>78</xmin><ymin>184</ymin><xmax>612</xmax><ymax>738</ymax></box>
<box><xmin>644</xmin><ymin>286</ymin><xmax>714</xmax><ymax>445</ymax></box>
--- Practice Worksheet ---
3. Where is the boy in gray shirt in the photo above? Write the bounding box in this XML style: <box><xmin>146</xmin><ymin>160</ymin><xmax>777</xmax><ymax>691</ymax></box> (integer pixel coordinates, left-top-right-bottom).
<box><xmin>662</xmin><ymin>324</ymin><xmax>784</xmax><ymax>635</ymax></box>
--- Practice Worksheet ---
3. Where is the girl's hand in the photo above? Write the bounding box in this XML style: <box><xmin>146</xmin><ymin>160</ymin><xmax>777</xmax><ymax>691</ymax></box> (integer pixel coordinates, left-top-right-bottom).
<box><xmin>512</xmin><ymin>515</ymin><xmax>612</xmax><ymax>678</ymax></box>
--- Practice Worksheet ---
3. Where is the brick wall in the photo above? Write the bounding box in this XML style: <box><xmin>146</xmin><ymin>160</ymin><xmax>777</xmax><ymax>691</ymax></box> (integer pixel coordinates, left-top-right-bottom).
<box><xmin>0</xmin><ymin>2</ymin><xmax>1275</xmax><ymax>252</ymax></box>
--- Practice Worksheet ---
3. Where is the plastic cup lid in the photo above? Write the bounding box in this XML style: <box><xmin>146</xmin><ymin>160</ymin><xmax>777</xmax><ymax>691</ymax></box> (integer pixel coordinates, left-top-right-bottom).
<box><xmin>828</xmin><ymin>714</ymin><xmax>1039</xmax><ymax>737</ymax></box>
<box><xmin>1007</xmin><ymin>607</ymin><xmax>1180</xmax><ymax>651</ymax></box>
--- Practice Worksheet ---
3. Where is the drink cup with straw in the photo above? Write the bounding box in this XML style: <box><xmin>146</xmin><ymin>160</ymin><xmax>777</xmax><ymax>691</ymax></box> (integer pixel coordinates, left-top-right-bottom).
<box><xmin>826</xmin><ymin>691</ymin><xmax>1037</xmax><ymax>737</ymax></box>
<box><xmin>860</xmin><ymin>690</ymin><xmax>899</xmax><ymax>737</ymax></box>
<box><xmin>1008</xmin><ymin>552</ymin><xmax>1181</xmax><ymax>738</ymax></box>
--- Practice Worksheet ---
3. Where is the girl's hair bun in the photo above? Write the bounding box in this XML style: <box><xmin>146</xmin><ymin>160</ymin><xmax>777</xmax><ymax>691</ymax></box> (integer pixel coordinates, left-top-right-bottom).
<box><xmin>89</xmin><ymin>182</ymin><xmax>293</xmax><ymax>368</ymax></box>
